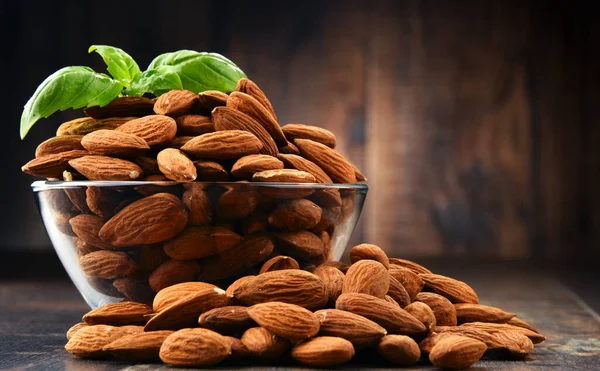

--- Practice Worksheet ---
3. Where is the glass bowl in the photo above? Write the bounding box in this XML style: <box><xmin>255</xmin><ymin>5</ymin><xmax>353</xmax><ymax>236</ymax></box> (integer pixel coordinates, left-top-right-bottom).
<box><xmin>32</xmin><ymin>181</ymin><xmax>368</xmax><ymax>308</ymax></box>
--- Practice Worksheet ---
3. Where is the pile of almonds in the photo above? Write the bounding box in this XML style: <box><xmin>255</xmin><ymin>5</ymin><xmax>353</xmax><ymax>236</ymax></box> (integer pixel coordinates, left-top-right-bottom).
<box><xmin>24</xmin><ymin>78</ymin><xmax>366</xmax><ymax>301</ymax></box>
<box><xmin>65</xmin><ymin>244</ymin><xmax>545</xmax><ymax>369</ymax></box>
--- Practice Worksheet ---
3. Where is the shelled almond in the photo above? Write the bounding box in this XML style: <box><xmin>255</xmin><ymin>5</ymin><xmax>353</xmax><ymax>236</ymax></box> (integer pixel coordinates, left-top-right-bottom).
<box><xmin>64</xmin><ymin>244</ymin><xmax>545</xmax><ymax>368</ymax></box>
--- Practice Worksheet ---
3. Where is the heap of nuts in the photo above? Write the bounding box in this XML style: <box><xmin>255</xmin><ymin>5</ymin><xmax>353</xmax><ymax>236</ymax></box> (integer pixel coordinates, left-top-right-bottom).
<box><xmin>23</xmin><ymin>78</ymin><xmax>366</xmax><ymax>301</ymax></box>
<box><xmin>65</xmin><ymin>244</ymin><xmax>545</xmax><ymax>369</ymax></box>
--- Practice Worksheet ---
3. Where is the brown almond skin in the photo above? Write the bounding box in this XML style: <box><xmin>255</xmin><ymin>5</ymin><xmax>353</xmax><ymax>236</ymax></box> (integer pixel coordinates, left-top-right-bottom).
<box><xmin>259</xmin><ymin>256</ymin><xmax>300</xmax><ymax>274</ymax></box>
<box><xmin>420</xmin><ymin>273</ymin><xmax>479</xmax><ymax>304</ymax></box>
<box><xmin>65</xmin><ymin>324</ymin><xmax>141</xmax><ymax>358</ymax></box>
<box><xmin>154</xmin><ymin>89</ymin><xmax>199</xmax><ymax>117</ymax></box>
<box><xmin>216</xmin><ymin>186</ymin><xmax>259</xmax><ymax>221</ymax></box>
<box><xmin>82</xmin><ymin>302</ymin><xmax>153</xmax><ymax>326</ymax></box>
<box><xmin>343</xmin><ymin>260</ymin><xmax>390</xmax><ymax>299</ymax></box>
<box><xmin>66</xmin><ymin>322</ymin><xmax>88</xmax><ymax>340</ymax></box>
<box><xmin>336</xmin><ymin>293</ymin><xmax>426</xmax><ymax>337</ymax></box>
<box><xmin>159</xmin><ymin>328</ymin><xmax>231</xmax><ymax>366</ymax></box>
<box><xmin>202</xmin><ymin>235</ymin><xmax>274</xmax><ymax>281</ymax></box>
<box><xmin>22</xmin><ymin>149</ymin><xmax>88</xmax><ymax>178</ymax></box>
<box><xmin>193</xmin><ymin>160</ymin><xmax>230</xmax><ymax>181</ymax></box>
<box><xmin>282</xmin><ymin>123</ymin><xmax>337</xmax><ymax>148</ymax></box>
<box><xmin>81</xmin><ymin>130</ymin><xmax>149</xmax><ymax>157</ymax></box>
<box><xmin>279</xmin><ymin>141</ymin><xmax>300</xmax><ymax>154</ymax></box>
<box><xmin>181</xmin><ymin>130</ymin><xmax>263</xmax><ymax>160</ymax></box>
<box><xmin>389</xmin><ymin>258</ymin><xmax>432</xmax><ymax>275</ymax></box>
<box><xmin>69</xmin><ymin>155</ymin><xmax>143</xmax><ymax>181</ymax></box>
<box><xmin>414</xmin><ymin>292</ymin><xmax>458</xmax><ymax>326</ymax></box>
<box><xmin>103</xmin><ymin>330</ymin><xmax>173</xmax><ymax>362</ymax></box>
<box><xmin>387</xmin><ymin>276</ymin><xmax>411</xmax><ymax>308</ymax></box>
<box><xmin>491</xmin><ymin>330</ymin><xmax>534</xmax><ymax>359</ymax></box>
<box><xmin>116</xmin><ymin>115</ymin><xmax>177</xmax><ymax>147</ymax></box>
<box><xmin>295</xmin><ymin>138</ymin><xmax>357</xmax><ymax>183</ymax></box>
<box><xmin>241</xmin><ymin>327</ymin><xmax>291</xmax><ymax>361</ymax></box>
<box><xmin>506</xmin><ymin>317</ymin><xmax>540</xmax><ymax>333</ymax></box>
<box><xmin>163</xmin><ymin>226</ymin><xmax>242</xmax><ymax>260</ymax></box>
<box><xmin>313</xmin><ymin>266</ymin><xmax>345</xmax><ymax>306</ymax></box>
<box><xmin>148</xmin><ymin>260</ymin><xmax>202</xmax><ymax>293</ymax></box>
<box><xmin>57</xmin><ymin>117</ymin><xmax>133</xmax><ymax>136</ymax></box>
<box><xmin>253</xmin><ymin>169</ymin><xmax>317</xmax><ymax>199</ymax></box>
<box><xmin>272</xmin><ymin>231</ymin><xmax>324</xmax><ymax>260</ymax></box>
<box><xmin>79</xmin><ymin>251</ymin><xmax>137</xmax><ymax>279</ymax></box>
<box><xmin>389</xmin><ymin>266</ymin><xmax>424</xmax><ymax>300</ymax></box>
<box><xmin>248</xmin><ymin>302</ymin><xmax>320</xmax><ymax>341</ymax></box>
<box><xmin>268</xmin><ymin>199</ymin><xmax>322</xmax><ymax>231</ymax></box>
<box><xmin>315</xmin><ymin>309</ymin><xmax>387</xmax><ymax>348</ymax></box>
<box><xmin>153</xmin><ymin>282</ymin><xmax>219</xmax><ymax>312</ymax></box>
<box><xmin>69</xmin><ymin>214</ymin><xmax>113</xmax><ymax>250</ymax></box>
<box><xmin>199</xmin><ymin>306</ymin><xmax>255</xmax><ymax>335</ymax></box>
<box><xmin>86</xmin><ymin>186</ymin><xmax>121</xmax><ymax>219</ymax></box>
<box><xmin>378</xmin><ymin>335</ymin><xmax>421</xmax><ymax>366</ymax></box>
<box><xmin>454</xmin><ymin>303</ymin><xmax>517</xmax><ymax>324</ymax></box>
<box><xmin>84</xmin><ymin>96</ymin><xmax>155</xmax><ymax>118</ymax></box>
<box><xmin>35</xmin><ymin>135</ymin><xmax>84</xmax><ymax>158</ymax></box>
<box><xmin>422</xmin><ymin>327</ymin><xmax>504</xmax><ymax>355</ymax></box>
<box><xmin>459</xmin><ymin>322</ymin><xmax>546</xmax><ymax>344</ymax></box>
<box><xmin>405</xmin><ymin>302</ymin><xmax>437</xmax><ymax>334</ymax></box>
<box><xmin>350</xmin><ymin>243</ymin><xmax>390</xmax><ymax>269</ymax></box>
<box><xmin>235</xmin><ymin>78</ymin><xmax>278</xmax><ymax>120</ymax></box>
<box><xmin>175</xmin><ymin>114</ymin><xmax>214</xmax><ymax>135</ymax></box>
<box><xmin>429</xmin><ymin>335</ymin><xmax>487</xmax><ymax>369</ymax></box>
<box><xmin>112</xmin><ymin>278</ymin><xmax>155</xmax><ymax>304</ymax></box>
<box><xmin>99</xmin><ymin>193</ymin><xmax>188</xmax><ymax>247</ymax></box>
<box><xmin>133</xmin><ymin>156</ymin><xmax>160</xmax><ymax>175</ymax></box>
<box><xmin>231</xmin><ymin>154</ymin><xmax>284</xmax><ymax>179</ymax></box>
<box><xmin>234</xmin><ymin>270</ymin><xmax>328</xmax><ymax>310</ymax></box>
<box><xmin>226</xmin><ymin>276</ymin><xmax>255</xmax><ymax>298</ymax></box>
<box><xmin>291</xmin><ymin>336</ymin><xmax>354</xmax><ymax>367</ymax></box>
<box><xmin>227</xmin><ymin>91</ymin><xmax>287</xmax><ymax>146</ymax></box>
<box><xmin>223</xmin><ymin>336</ymin><xmax>252</xmax><ymax>363</ymax></box>
<box><xmin>182</xmin><ymin>184</ymin><xmax>212</xmax><ymax>226</ymax></box>
<box><xmin>198</xmin><ymin>90</ymin><xmax>229</xmax><ymax>114</ymax></box>
<box><xmin>156</xmin><ymin>148</ymin><xmax>197</xmax><ymax>182</ymax></box>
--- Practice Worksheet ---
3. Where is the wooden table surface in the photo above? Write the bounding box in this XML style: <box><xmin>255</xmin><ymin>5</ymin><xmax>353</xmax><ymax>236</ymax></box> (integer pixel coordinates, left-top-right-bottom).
<box><xmin>1</xmin><ymin>261</ymin><xmax>599</xmax><ymax>370</ymax></box>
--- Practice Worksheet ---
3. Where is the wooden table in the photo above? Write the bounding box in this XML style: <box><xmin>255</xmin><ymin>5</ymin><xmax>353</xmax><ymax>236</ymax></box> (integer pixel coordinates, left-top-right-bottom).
<box><xmin>1</xmin><ymin>261</ymin><xmax>599</xmax><ymax>370</ymax></box>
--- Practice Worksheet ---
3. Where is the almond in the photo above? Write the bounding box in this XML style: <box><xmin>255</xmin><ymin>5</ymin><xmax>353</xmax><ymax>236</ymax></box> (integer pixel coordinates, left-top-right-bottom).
<box><xmin>336</xmin><ymin>293</ymin><xmax>426</xmax><ymax>336</ymax></box>
<box><xmin>429</xmin><ymin>335</ymin><xmax>487</xmax><ymax>369</ymax></box>
<box><xmin>164</xmin><ymin>226</ymin><xmax>242</xmax><ymax>259</ymax></box>
<box><xmin>84</xmin><ymin>97</ymin><xmax>155</xmax><ymax>118</ymax></box>
<box><xmin>153</xmin><ymin>282</ymin><xmax>218</xmax><ymax>312</ymax></box>
<box><xmin>422</xmin><ymin>327</ymin><xmax>503</xmax><ymax>354</ymax></box>
<box><xmin>57</xmin><ymin>117</ymin><xmax>133</xmax><ymax>136</ymax></box>
<box><xmin>103</xmin><ymin>330</ymin><xmax>173</xmax><ymax>362</ymax></box>
<box><xmin>175</xmin><ymin>114</ymin><xmax>214</xmax><ymax>135</ymax></box>
<box><xmin>154</xmin><ymin>89</ymin><xmax>199</xmax><ymax>117</ymax></box>
<box><xmin>22</xmin><ymin>149</ymin><xmax>88</xmax><ymax>178</ymax></box>
<box><xmin>116</xmin><ymin>115</ymin><xmax>177</xmax><ymax>147</ymax></box>
<box><xmin>148</xmin><ymin>260</ymin><xmax>202</xmax><ymax>293</ymax></box>
<box><xmin>253</xmin><ymin>169</ymin><xmax>316</xmax><ymax>199</ymax></box>
<box><xmin>85</xmin><ymin>186</ymin><xmax>120</xmax><ymax>219</ymax></box>
<box><xmin>65</xmin><ymin>324</ymin><xmax>141</xmax><ymax>358</ymax></box>
<box><xmin>181</xmin><ymin>130</ymin><xmax>263</xmax><ymax>160</ymax></box>
<box><xmin>389</xmin><ymin>258</ymin><xmax>432</xmax><ymax>275</ymax></box>
<box><xmin>145</xmin><ymin>287</ymin><xmax>230</xmax><ymax>331</ymax></box>
<box><xmin>227</xmin><ymin>91</ymin><xmax>287</xmax><ymax>146</ymax></box>
<box><xmin>404</xmin><ymin>302</ymin><xmax>436</xmax><ymax>334</ymax></box>
<box><xmin>414</xmin><ymin>292</ymin><xmax>458</xmax><ymax>326</ymax></box>
<box><xmin>235</xmin><ymin>78</ymin><xmax>277</xmax><ymax>120</ymax></box>
<box><xmin>272</xmin><ymin>231</ymin><xmax>324</xmax><ymax>259</ymax></box>
<box><xmin>224</xmin><ymin>336</ymin><xmax>252</xmax><ymax>362</ymax></box>
<box><xmin>291</xmin><ymin>336</ymin><xmax>354</xmax><ymax>367</ymax></box>
<box><xmin>199</xmin><ymin>306</ymin><xmax>255</xmax><ymax>335</ymax></box>
<box><xmin>81</xmin><ymin>130</ymin><xmax>149</xmax><ymax>157</ymax></box>
<box><xmin>197</xmin><ymin>90</ymin><xmax>229</xmax><ymax>114</ymax></box>
<box><xmin>455</xmin><ymin>303</ymin><xmax>516</xmax><ymax>324</ymax></box>
<box><xmin>69</xmin><ymin>214</ymin><xmax>113</xmax><ymax>250</ymax></box>
<box><xmin>112</xmin><ymin>277</ymin><xmax>155</xmax><ymax>304</ymax></box>
<box><xmin>313</xmin><ymin>266</ymin><xmax>345</xmax><ymax>306</ymax></box>
<box><xmin>99</xmin><ymin>193</ymin><xmax>188</xmax><ymax>247</ymax></box>
<box><xmin>231</xmin><ymin>154</ymin><xmax>284</xmax><ymax>179</ymax></box>
<box><xmin>317</xmin><ymin>261</ymin><xmax>349</xmax><ymax>273</ymax></box>
<box><xmin>378</xmin><ymin>335</ymin><xmax>421</xmax><ymax>366</ymax></box>
<box><xmin>315</xmin><ymin>309</ymin><xmax>386</xmax><ymax>347</ymax></box>
<box><xmin>216</xmin><ymin>186</ymin><xmax>259</xmax><ymax>220</ymax></box>
<box><xmin>166</xmin><ymin>135</ymin><xmax>195</xmax><ymax>149</ymax></box>
<box><xmin>83</xmin><ymin>302</ymin><xmax>153</xmax><ymax>326</ymax></box>
<box><xmin>226</xmin><ymin>275</ymin><xmax>255</xmax><ymax>298</ymax></box>
<box><xmin>491</xmin><ymin>330</ymin><xmax>534</xmax><ymax>359</ymax></box>
<box><xmin>389</xmin><ymin>266</ymin><xmax>424</xmax><ymax>300</ymax></box>
<box><xmin>295</xmin><ymin>139</ymin><xmax>356</xmax><ymax>183</ymax></box>
<box><xmin>66</xmin><ymin>322</ymin><xmax>88</xmax><ymax>340</ymax></box>
<box><xmin>506</xmin><ymin>317</ymin><xmax>540</xmax><ymax>333</ymax></box>
<box><xmin>79</xmin><ymin>250</ymin><xmax>137</xmax><ymax>279</ymax></box>
<box><xmin>182</xmin><ymin>184</ymin><xmax>212</xmax><ymax>225</ymax></box>
<box><xmin>241</xmin><ymin>210</ymin><xmax>270</xmax><ymax>235</ymax></box>
<box><xmin>159</xmin><ymin>328</ymin><xmax>231</xmax><ymax>366</ymax></box>
<box><xmin>343</xmin><ymin>260</ymin><xmax>390</xmax><ymax>299</ymax></box>
<box><xmin>156</xmin><ymin>148</ymin><xmax>197</xmax><ymax>181</ymax></box>
<box><xmin>241</xmin><ymin>327</ymin><xmax>291</xmax><ymax>361</ymax></box>
<box><xmin>69</xmin><ymin>155</ymin><xmax>143</xmax><ymax>180</ymax></box>
<box><xmin>282</xmin><ymin>124</ymin><xmax>337</xmax><ymax>148</ymax></box>
<box><xmin>268</xmin><ymin>199</ymin><xmax>322</xmax><ymax>231</ymax></box>
<box><xmin>202</xmin><ymin>235</ymin><xmax>274</xmax><ymax>281</ymax></box>
<box><xmin>387</xmin><ymin>276</ymin><xmax>411</xmax><ymax>307</ymax></box>
<box><xmin>350</xmin><ymin>243</ymin><xmax>390</xmax><ymax>269</ymax></box>
<box><xmin>279</xmin><ymin>140</ymin><xmax>300</xmax><ymax>154</ymax></box>
<box><xmin>248</xmin><ymin>302</ymin><xmax>320</xmax><ymax>341</ymax></box>
<box><xmin>193</xmin><ymin>160</ymin><xmax>230</xmax><ymax>180</ymax></box>
<box><xmin>134</xmin><ymin>175</ymin><xmax>181</xmax><ymax>196</ymax></box>
<box><xmin>212</xmin><ymin>106</ymin><xmax>278</xmax><ymax>156</ymax></box>
<box><xmin>259</xmin><ymin>256</ymin><xmax>300</xmax><ymax>273</ymax></box>
<box><xmin>420</xmin><ymin>273</ymin><xmax>479</xmax><ymax>304</ymax></box>
<box><xmin>385</xmin><ymin>295</ymin><xmax>401</xmax><ymax>307</ymax></box>
<box><xmin>35</xmin><ymin>135</ymin><xmax>84</xmax><ymax>157</ymax></box>
<box><xmin>459</xmin><ymin>322</ymin><xmax>546</xmax><ymax>344</ymax></box>
<box><xmin>133</xmin><ymin>156</ymin><xmax>160</xmax><ymax>175</ymax></box>
<box><xmin>234</xmin><ymin>269</ymin><xmax>328</xmax><ymax>310</ymax></box>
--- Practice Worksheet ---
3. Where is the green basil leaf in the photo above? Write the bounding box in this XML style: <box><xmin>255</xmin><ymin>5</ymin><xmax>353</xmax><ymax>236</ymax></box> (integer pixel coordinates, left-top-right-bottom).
<box><xmin>146</xmin><ymin>50</ymin><xmax>246</xmax><ymax>93</ymax></box>
<box><xmin>20</xmin><ymin>66</ymin><xmax>123</xmax><ymax>139</ymax></box>
<box><xmin>125</xmin><ymin>66</ymin><xmax>183</xmax><ymax>97</ymax></box>
<box><xmin>89</xmin><ymin>45</ymin><xmax>140</xmax><ymax>87</ymax></box>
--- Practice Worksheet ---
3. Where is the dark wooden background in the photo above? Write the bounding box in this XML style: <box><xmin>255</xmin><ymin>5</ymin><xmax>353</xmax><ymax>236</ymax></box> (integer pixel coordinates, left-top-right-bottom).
<box><xmin>2</xmin><ymin>0</ymin><xmax>598</xmax><ymax>263</ymax></box>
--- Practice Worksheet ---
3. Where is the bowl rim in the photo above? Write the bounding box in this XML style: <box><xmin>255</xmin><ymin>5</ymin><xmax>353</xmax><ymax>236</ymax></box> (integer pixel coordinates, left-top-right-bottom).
<box><xmin>31</xmin><ymin>180</ymin><xmax>369</xmax><ymax>192</ymax></box>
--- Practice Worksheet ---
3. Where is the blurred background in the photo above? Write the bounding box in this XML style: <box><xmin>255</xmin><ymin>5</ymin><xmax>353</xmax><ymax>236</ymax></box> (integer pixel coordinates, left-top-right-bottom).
<box><xmin>1</xmin><ymin>0</ymin><xmax>598</xmax><ymax>272</ymax></box>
